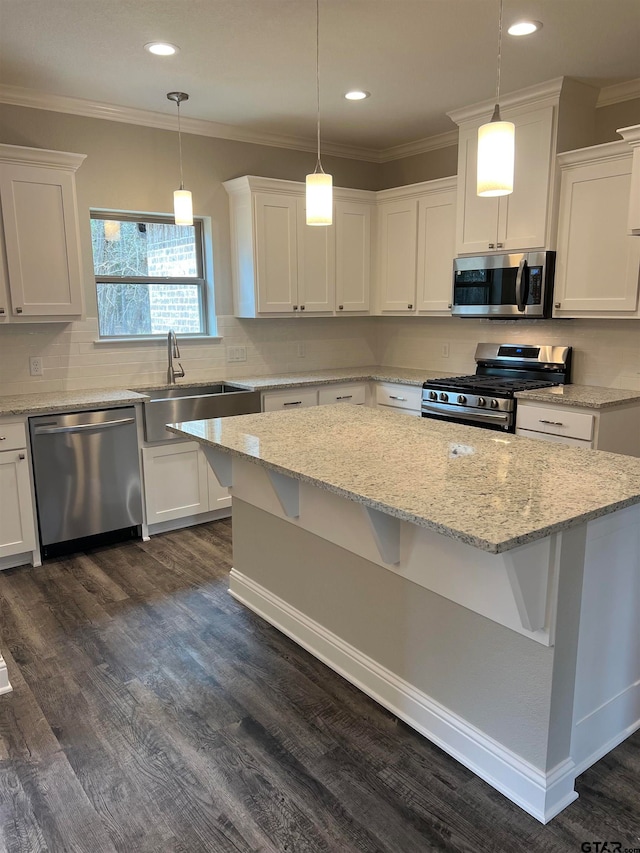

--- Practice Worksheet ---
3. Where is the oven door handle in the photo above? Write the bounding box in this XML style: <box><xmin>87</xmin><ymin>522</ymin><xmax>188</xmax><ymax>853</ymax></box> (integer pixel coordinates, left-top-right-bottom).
<box><xmin>421</xmin><ymin>402</ymin><xmax>510</xmax><ymax>427</ymax></box>
<box><xmin>515</xmin><ymin>258</ymin><xmax>528</xmax><ymax>312</ymax></box>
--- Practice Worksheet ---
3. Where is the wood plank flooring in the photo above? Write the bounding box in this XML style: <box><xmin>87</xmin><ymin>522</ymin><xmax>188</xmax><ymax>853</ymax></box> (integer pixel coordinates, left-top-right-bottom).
<box><xmin>0</xmin><ymin>519</ymin><xmax>638</xmax><ymax>853</ymax></box>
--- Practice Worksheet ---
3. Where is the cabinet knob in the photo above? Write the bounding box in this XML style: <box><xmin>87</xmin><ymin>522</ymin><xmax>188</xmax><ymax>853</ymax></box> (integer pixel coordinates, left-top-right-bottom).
<box><xmin>338</xmin><ymin>305</ymin><xmax>344</xmax><ymax>310</ymax></box>
<box><xmin>555</xmin><ymin>302</ymin><xmax>561</xmax><ymax>309</ymax></box>
<box><xmin>0</xmin><ymin>436</ymin><xmax>6</xmax><ymax>441</ymax></box>
<box><xmin>447</xmin><ymin>303</ymin><xmax>452</xmax><ymax>309</ymax></box>
<box><xmin>293</xmin><ymin>305</ymin><xmax>298</xmax><ymax>310</ymax></box>
<box><xmin>300</xmin><ymin>305</ymin><xmax>305</xmax><ymax>311</ymax></box>
<box><xmin>19</xmin><ymin>453</ymin><xmax>25</xmax><ymax>460</ymax></box>
<box><xmin>408</xmin><ymin>304</ymin><xmax>413</xmax><ymax>309</ymax></box>
<box><xmin>488</xmin><ymin>243</ymin><xmax>495</xmax><ymax>249</ymax></box>
<box><xmin>0</xmin><ymin>308</ymin><xmax>5</xmax><ymax>315</ymax></box>
<box><xmin>16</xmin><ymin>307</ymin><xmax>23</xmax><ymax>314</ymax></box>
<box><xmin>497</xmin><ymin>242</ymin><xmax>504</xmax><ymax>248</ymax></box>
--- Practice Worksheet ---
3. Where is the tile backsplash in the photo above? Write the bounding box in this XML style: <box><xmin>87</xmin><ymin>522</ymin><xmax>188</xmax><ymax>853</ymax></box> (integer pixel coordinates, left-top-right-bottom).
<box><xmin>0</xmin><ymin>315</ymin><xmax>638</xmax><ymax>395</ymax></box>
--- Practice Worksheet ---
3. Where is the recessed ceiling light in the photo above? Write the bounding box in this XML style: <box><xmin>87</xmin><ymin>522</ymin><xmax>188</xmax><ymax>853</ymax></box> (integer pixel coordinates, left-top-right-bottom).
<box><xmin>144</xmin><ymin>42</ymin><xmax>179</xmax><ymax>56</ymax></box>
<box><xmin>507</xmin><ymin>20</ymin><xmax>542</xmax><ymax>36</ymax></box>
<box><xmin>344</xmin><ymin>90</ymin><xmax>370</xmax><ymax>101</ymax></box>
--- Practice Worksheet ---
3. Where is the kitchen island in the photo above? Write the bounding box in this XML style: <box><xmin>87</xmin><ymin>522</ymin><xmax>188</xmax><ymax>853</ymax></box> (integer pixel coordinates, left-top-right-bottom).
<box><xmin>169</xmin><ymin>405</ymin><xmax>640</xmax><ymax>824</ymax></box>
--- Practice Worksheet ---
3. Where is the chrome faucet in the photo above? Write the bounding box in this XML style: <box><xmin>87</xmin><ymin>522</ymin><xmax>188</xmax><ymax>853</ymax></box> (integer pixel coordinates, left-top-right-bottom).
<box><xmin>167</xmin><ymin>330</ymin><xmax>185</xmax><ymax>384</ymax></box>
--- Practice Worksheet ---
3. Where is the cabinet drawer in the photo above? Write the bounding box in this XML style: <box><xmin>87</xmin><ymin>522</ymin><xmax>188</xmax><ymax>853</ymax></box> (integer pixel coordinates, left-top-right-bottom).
<box><xmin>318</xmin><ymin>383</ymin><xmax>366</xmax><ymax>406</ymax></box>
<box><xmin>375</xmin><ymin>382</ymin><xmax>421</xmax><ymax>412</ymax></box>
<box><xmin>262</xmin><ymin>388</ymin><xmax>318</xmax><ymax>412</ymax></box>
<box><xmin>0</xmin><ymin>421</ymin><xmax>27</xmax><ymax>451</ymax></box>
<box><xmin>516</xmin><ymin>405</ymin><xmax>594</xmax><ymax>441</ymax></box>
<box><xmin>516</xmin><ymin>427</ymin><xmax>593</xmax><ymax>449</ymax></box>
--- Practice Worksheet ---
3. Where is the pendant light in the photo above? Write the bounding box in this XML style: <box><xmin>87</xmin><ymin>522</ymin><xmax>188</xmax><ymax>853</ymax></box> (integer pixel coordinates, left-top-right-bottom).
<box><xmin>477</xmin><ymin>0</ymin><xmax>515</xmax><ymax>197</ymax></box>
<box><xmin>167</xmin><ymin>91</ymin><xmax>193</xmax><ymax>225</ymax></box>
<box><xmin>306</xmin><ymin>0</ymin><xmax>332</xmax><ymax>225</ymax></box>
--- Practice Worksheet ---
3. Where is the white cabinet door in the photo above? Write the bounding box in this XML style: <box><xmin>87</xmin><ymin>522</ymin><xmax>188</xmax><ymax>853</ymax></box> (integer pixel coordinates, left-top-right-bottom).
<box><xmin>455</xmin><ymin>107</ymin><xmax>554</xmax><ymax>255</ymax></box>
<box><xmin>416</xmin><ymin>189</ymin><xmax>456</xmax><ymax>313</ymax></box>
<box><xmin>142</xmin><ymin>442</ymin><xmax>209</xmax><ymax>524</ymax></box>
<box><xmin>378</xmin><ymin>199</ymin><xmax>418</xmax><ymax>312</ymax></box>
<box><xmin>317</xmin><ymin>383</ymin><xmax>367</xmax><ymax>406</ymax></box>
<box><xmin>262</xmin><ymin>387</ymin><xmax>318</xmax><ymax>412</ymax></box>
<box><xmin>374</xmin><ymin>382</ymin><xmax>422</xmax><ymax>414</ymax></box>
<box><xmin>0</xmin><ymin>162</ymin><xmax>84</xmax><ymax>317</ymax></box>
<box><xmin>254</xmin><ymin>192</ymin><xmax>298</xmax><ymax>313</ymax></box>
<box><xmin>296</xmin><ymin>197</ymin><xmax>334</xmax><ymax>313</ymax></box>
<box><xmin>554</xmin><ymin>148</ymin><xmax>640</xmax><ymax>316</ymax></box>
<box><xmin>335</xmin><ymin>201</ymin><xmax>371</xmax><ymax>313</ymax></box>
<box><xmin>0</xmin><ymin>448</ymin><xmax>37</xmax><ymax>559</ymax></box>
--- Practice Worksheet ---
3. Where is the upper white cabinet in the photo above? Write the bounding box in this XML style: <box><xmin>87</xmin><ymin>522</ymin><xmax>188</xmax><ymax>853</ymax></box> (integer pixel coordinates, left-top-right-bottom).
<box><xmin>224</xmin><ymin>176</ymin><xmax>375</xmax><ymax>318</ymax></box>
<box><xmin>616</xmin><ymin>124</ymin><xmax>640</xmax><ymax>236</ymax></box>
<box><xmin>375</xmin><ymin>177</ymin><xmax>456</xmax><ymax>315</ymax></box>
<box><xmin>553</xmin><ymin>142</ymin><xmax>640</xmax><ymax>318</ymax></box>
<box><xmin>448</xmin><ymin>78</ymin><xmax>599</xmax><ymax>257</ymax></box>
<box><xmin>0</xmin><ymin>143</ymin><xmax>86</xmax><ymax>322</ymax></box>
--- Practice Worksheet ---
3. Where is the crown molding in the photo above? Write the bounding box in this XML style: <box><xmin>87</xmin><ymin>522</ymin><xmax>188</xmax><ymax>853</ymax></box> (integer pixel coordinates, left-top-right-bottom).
<box><xmin>597</xmin><ymin>78</ymin><xmax>640</xmax><ymax>107</ymax></box>
<box><xmin>557</xmin><ymin>139</ymin><xmax>631</xmax><ymax>168</ymax></box>
<box><xmin>0</xmin><ymin>84</ymin><xmax>379</xmax><ymax>162</ymax></box>
<box><xmin>377</xmin><ymin>130</ymin><xmax>459</xmax><ymax>163</ymax></box>
<box><xmin>0</xmin><ymin>142</ymin><xmax>86</xmax><ymax>170</ymax></box>
<box><xmin>447</xmin><ymin>78</ymin><xmax>567</xmax><ymax>126</ymax></box>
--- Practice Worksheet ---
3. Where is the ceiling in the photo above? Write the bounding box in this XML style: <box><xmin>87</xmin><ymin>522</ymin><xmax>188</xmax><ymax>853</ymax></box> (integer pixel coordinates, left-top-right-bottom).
<box><xmin>1</xmin><ymin>0</ymin><xmax>639</xmax><ymax>157</ymax></box>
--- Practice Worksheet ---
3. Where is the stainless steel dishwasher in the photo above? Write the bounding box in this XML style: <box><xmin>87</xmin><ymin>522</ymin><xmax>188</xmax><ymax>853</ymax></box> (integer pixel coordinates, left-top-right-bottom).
<box><xmin>29</xmin><ymin>407</ymin><xmax>143</xmax><ymax>555</ymax></box>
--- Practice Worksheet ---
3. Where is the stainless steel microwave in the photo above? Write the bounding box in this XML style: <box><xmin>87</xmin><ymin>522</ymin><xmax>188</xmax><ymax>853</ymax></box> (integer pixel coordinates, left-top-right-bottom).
<box><xmin>452</xmin><ymin>251</ymin><xmax>555</xmax><ymax>319</ymax></box>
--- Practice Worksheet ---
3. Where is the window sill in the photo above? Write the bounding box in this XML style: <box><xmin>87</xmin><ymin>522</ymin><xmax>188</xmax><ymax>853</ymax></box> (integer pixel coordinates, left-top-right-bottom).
<box><xmin>93</xmin><ymin>335</ymin><xmax>223</xmax><ymax>345</ymax></box>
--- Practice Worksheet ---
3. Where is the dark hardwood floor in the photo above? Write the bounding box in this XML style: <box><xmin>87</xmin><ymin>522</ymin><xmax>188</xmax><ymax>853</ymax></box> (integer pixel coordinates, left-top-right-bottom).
<box><xmin>0</xmin><ymin>519</ymin><xmax>638</xmax><ymax>853</ymax></box>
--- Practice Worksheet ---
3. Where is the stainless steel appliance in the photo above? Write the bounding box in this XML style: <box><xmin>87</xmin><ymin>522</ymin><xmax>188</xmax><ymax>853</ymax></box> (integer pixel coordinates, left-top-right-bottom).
<box><xmin>421</xmin><ymin>344</ymin><xmax>572</xmax><ymax>432</ymax></box>
<box><xmin>29</xmin><ymin>407</ymin><xmax>142</xmax><ymax>555</ymax></box>
<box><xmin>452</xmin><ymin>251</ymin><xmax>555</xmax><ymax>318</ymax></box>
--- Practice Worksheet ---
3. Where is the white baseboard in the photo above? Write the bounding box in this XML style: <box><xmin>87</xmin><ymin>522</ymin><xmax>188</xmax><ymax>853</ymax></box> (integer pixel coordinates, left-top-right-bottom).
<box><xmin>572</xmin><ymin>681</ymin><xmax>640</xmax><ymax>776</ymax></box>
<box><xmin>0</xmin><ymin>551</ymin><xmax>34</xmax><ymax>572</ymax></box>
<box><xmin>229</xmin><ymin>568</ymin><xmax>578</xmax><ymax>824</ymax></box>
<box><xmin>147</xmin><ymin>507</ymin><xmax>231</xmax><ymax>537</ymax></box>
<box><xmin>0</xmin><ymin>655</ymin><xmax>12</xmax><ymax>696</ymax></box>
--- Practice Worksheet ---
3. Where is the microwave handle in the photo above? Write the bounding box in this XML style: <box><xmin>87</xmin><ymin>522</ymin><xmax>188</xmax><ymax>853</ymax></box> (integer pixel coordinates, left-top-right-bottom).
<box><xmin>515</xmin><ymin>258</ymin><xmax>528</xmax><ymax>312</ymax></box>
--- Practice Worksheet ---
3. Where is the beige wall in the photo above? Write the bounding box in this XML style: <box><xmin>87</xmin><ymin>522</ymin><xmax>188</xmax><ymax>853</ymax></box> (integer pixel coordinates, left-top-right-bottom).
<box><xmin>595</xmin><ymin>98</ymin><xmax>640</xmax><ymax>144</ymax></box>
<box><xmin>377</xmin><ymin>144</ymin><xmax>458</xmax><ymax>189</ymax></box>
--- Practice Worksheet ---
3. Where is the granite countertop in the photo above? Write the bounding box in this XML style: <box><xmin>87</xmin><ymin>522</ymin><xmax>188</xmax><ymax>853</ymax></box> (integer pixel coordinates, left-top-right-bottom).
<box><xmin>168</xmin><ymin>405</ymin><xmax>640</xmax><ymax>555</ymax></box>
<box><xmin>515</xmin><ymin>384</ymin><xmax>640</xmax><ymax>410</ymax></box>
<box><xmin>226</xmin><ymin>366</ymin><xmax>450</xmax><ymax>391</ymax></box>
<box><xmin>0</xmin><ymin>389</ymin><xmax>148</xmax><ymax>417</ymax></box>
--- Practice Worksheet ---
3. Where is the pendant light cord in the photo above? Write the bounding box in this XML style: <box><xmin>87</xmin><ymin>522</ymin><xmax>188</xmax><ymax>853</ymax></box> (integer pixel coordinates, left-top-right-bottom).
<box><xmin>177</xmin><ymin>99</ymin><xmax>185</xmax><ymax>191</ymax></box>
<box><xmin>315</xmin><ymin>0</ymin><xmax>324</xmax><ymax>175</ymax></box>
<box><xmin>495</xmin><ymin>0</ymin><xmax>504</xmax><ymax>105</ymax></box>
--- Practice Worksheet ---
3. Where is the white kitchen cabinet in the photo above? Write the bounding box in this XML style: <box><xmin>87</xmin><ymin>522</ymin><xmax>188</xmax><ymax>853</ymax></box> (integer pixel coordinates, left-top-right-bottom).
<box><xmin>0</xmin><ymin>420</ymin><xmax>38</xmax><ymax>566</ymax></box>
<box><xmin>142</xmin><ymin>441</ymin><xmax>210</xmax><ymax>525</ymax></box>
<box><xmin>376</xmin><ymin>177</ymin><xmax>456</xmax><ymax>315</ymax></box>
<box><xmin>516</xmin><ymin>400</ymin><xmax>640</xmax><ymax>456</ymax></box>
<box><xmin>617</xmin><ymin>124</ymin><xmax>640</xmax><ymax>236</ymax></box>
<box><xmin>0</xmin><ymin>143</ymin><xmax>86</xmax><ymax>321</ymax></box>
<box><xmin>224</xmin><ymin>176</ymin><xmax>375</xmax><ymax>318</ymax></box>
<box><xmin>262</xmin><ymin>387</ymin><xmax>318</xmax><ymax>412</ymax></box>
<box><xmin>553</xmin><ymin>142</ymin><xmax>640</xmax><ymax>317</ymax></box>
<box><xmin>317</xmin><ymin>383</ymin><xmax>367</xmax><ymax>406</ymax></box>
<box><xmin>374</xmin><ymin>382</ymin><xmax>422</xmax><ymax>416</ymax></box>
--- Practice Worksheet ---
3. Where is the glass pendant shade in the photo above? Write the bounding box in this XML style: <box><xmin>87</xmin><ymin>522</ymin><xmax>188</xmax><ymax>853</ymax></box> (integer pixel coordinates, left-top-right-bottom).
<box><xmin>477</xmin><ymin>114</ymin><xmax>515</xmax><ymax>197</ymax></box>
<box><xmin>306</xmin><ymin>172</ymin><xmax>333</xmax><ymax>225</ymax></box>
<box><xmin>173</xmin><ymin>189</ymin><xmax>193</xmax><ymax>226</ymax></box>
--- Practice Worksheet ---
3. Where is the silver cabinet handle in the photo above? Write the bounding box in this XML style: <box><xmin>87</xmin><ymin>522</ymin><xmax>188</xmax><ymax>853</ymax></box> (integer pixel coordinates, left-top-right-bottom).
<box><xmin>389</xmin><ymin>395</ymin><xmax>407</xmax><ymax>401</ymax></box>
<box><xmin>497</xmin><ymin>242</ymin><xmax>504</xmax><ymax>248</ymax></box>
<box><xmin>300</xmin><ymin>305</ymin><xmax>305</xmax><ymax>311</ymax></box>
<box><xmin>283</xmin><ymin>401</ymin><xmax>302</xmax><ymax>406</ymax></box>
<box><xmin>538</xmin><ymin>419</ymin><xmax>564</xmax><ymax>426</ymax></box>
<box><xmin>336</xmin><ymin>395</ymin><xmax>353</xmax><ymax>401</ymax></box>
<box><xmin>293</xmin><ymin>305</ymin><xmax>298</xmax><ymax>311</ymax></box>
<box><xmin>0</xmin><ymin>308</ymin><xmax>5</xmax><ymax>315</ymax></box>
<box><xmin>408</xmin><ymin>304</ymin><xmax>413</xmax><ymax>309</ymax></box>
<box><xmin>33</xmin><ymin>417</ymin><xmax>135</xmax><ymax>435</ymax></box>
<box><xmin>16</xmin><ymin>307</ymin><xmax>23</xmax><ymax>314</ymax></box>
<box><xmin>0</xmin><ymin>436</ymin><xmax>5</xmax><ymax>441</ymax></box>
<box><xmin>555</xmin><ymin>302</ymin><xmax>561</xmax><ymax>309</ymax></box>
<box><xmin>488</xmin><ymin>243</ymin><xmax>495</xmax><ymax>249</ymax></box>
<box><xmin>447</xmin><ymin>303</ymin><xmax>452</xmax><ymax>309</ymax></box>
<box><xmin>18</xmin><ymin>453</ymin><xmax>25</xmax><ymax>460</ymax></box>
<box><xmin>338</xmin><ymin>305</ymin><xmax>344</xmax><ymax>310</ymax></box>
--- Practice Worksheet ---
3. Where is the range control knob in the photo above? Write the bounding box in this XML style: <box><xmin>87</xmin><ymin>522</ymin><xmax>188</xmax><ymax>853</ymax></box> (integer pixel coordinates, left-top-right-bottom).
<box><xmin>477</xmin><ymin>397</ymin><xmax>486</xmax><ymax>407</ymax></box>
<box><xmin>490</xmin><ymin>399</ymin><xmax>499</xmax><ymax>409</ymax></box>
<box><xmin>457</xmin><ymin>395</ymin><xmax>467</xmax><ymax>404</ymax></box>
<box><xmin>428</xmin><ymin>391</ymin><xmax>438</xmax><ymax>401</ymax></box>
<box><xmin>439</xmin><ymin>392</ymin><xmax>449</xmax><ymax>402</ymax></box>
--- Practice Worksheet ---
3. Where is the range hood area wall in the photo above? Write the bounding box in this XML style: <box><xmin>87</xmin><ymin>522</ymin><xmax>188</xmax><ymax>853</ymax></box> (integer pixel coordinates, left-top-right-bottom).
<box><xmin>0</xmin><ymin>94</ymin><xmax>639</xmax><ymax>397</ymax></box>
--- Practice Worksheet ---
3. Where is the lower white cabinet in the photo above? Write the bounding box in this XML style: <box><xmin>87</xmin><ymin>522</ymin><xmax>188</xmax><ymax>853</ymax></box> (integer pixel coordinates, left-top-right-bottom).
<box><xmin>374</xmin><ymin>382</ymin><xmax>422</xmax><ymax>416</ymax></box>
<box><xmin>516</xmin><ymin>400</ymin><xmax>640</xmax><ymax>456</ymax></box>
<box><xmin>262</xmin><ymin>387</ymin><xmax>318</xmax><ymax>412</ymax></box>
<box><xmin>142</xmin><ymin>441</ymin><xmax>230</xmax><ymax>526</ymax></box>
<box><xmin>0</xmin><ymin>420</ymin><xmax>37</xmax><ymax>562</ymax></box>
<box><xmin>317</xmin><ymin>383</ymin><xmax>367</xmax><ymax>406</ymax></box>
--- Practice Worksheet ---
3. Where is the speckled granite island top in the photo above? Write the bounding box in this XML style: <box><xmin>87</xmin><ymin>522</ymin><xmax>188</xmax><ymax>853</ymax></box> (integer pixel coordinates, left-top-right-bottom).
<box><xmin>168</xmin><ymin>405</ymin><xmax>640</xmax><ymax>554</ymax></box>
<box><xmin>515</xmin><ymin>383</ymin><xmax>640</xmax><ymax>409</ymax></box>
<box><xmin>0</xmin><ymin>388</ymin><xmax>148</xmax><ymax>417</ymax></box>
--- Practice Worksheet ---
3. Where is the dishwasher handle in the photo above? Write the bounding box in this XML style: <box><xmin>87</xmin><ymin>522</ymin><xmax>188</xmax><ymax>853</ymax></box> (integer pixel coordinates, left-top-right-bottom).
<box><xmin>32</xmin><ymin>417</ymin><xmax>136</xmax><ymax>436</ymax></box>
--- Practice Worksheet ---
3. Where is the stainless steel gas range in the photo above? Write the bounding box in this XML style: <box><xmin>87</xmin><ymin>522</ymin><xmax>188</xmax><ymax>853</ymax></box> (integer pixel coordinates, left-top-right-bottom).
<box><xmin>421</xmin><ymin>343</ymin><xmax>572</xmax><ymax>432</ymax></box>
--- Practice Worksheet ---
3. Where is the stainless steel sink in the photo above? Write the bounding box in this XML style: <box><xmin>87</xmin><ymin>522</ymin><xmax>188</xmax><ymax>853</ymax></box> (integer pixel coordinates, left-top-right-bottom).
<box><xmin>135</xmin><ymin>383</ymin><xmax>261</xmax><ymax>442</ymax></box>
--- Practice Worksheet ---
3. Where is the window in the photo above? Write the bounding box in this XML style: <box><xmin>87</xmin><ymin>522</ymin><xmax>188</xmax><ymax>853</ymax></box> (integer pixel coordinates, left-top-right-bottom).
<box><xmin>90</xmin><ymin>213</ymin><xmax>208</xmax><ymax>337</ymax></box>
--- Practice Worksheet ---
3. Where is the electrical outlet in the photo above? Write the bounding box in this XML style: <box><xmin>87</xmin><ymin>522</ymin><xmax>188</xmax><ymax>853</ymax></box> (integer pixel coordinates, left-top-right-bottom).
<box><xmin>297</xmin><ymin>342</ymin><xmax>306</xmax><ymax>358</ymax></box>
<box><xmin>441</xmin><ymin>343</ymin><xmax>450</xmax><ymax>358</ymax></box>
<box><xmin>29</xmin><ymin>356</ymin><xmax>43</xmax><ymax>376</ymax></box>
<box><xmin>227</xmin><ymin>346</ymin><xmax>247</xmax><ymax>363</ymax></box>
